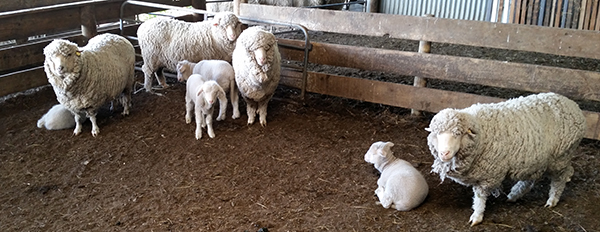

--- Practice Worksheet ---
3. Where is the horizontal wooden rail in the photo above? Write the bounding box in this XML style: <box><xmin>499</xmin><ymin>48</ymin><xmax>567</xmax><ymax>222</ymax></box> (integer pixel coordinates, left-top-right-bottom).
<box><xmin>240</xmin><ymin>4</ymin><xmax>600</xmax><ymax>60</ymax></box>
<box><xmin>280</xmin><ymin>68</ymin><xmax>600</xmax><ymax>140</ymax></box>
<box><xmin>277</xmin><ymin>38</ymin><xmax>600</xmax><ymax>102</ymax></box>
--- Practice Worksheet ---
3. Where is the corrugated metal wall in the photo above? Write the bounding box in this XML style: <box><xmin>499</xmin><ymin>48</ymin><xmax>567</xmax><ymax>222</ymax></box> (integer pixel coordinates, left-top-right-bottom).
<box><xmin>380</xmin><ymin>0</ymin><xmax>495</xmax><ymax>21</ymax></box>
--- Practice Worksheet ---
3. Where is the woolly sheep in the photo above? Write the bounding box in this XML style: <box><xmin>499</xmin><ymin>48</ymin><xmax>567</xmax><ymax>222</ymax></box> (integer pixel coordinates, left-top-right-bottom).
<box><xmin>425</xmin><ymin>92</ymin><xmax>586</xmax><ymax>226</ymax></box>
<box><xmin>176</xmin><ymin>60</ymin><xmax>240</xmax><ymax>120</ymax></box>
<box><xmin>232</xmin><ymin>26</ymin><xmax>281</xmax><ymax>126</ymax></box>
<box><xmin>364</xmin><ymin>141</ymin><xmax>429</xmax><ymax>211</ymax></box>
<box><xmin>37</xmin><ymin>104</ymin><xmax>76</xmax><ymax>130</ymax></box>
<box><xmin>185</xmin><ymin>74</ymin><xmax>227</xmax><ymax>139</ymax></box>
<box><xmin>43</xmin><ymin>33</ymin><xmax>135</xmax><ymax>137</ymax></box>
<box><xmin>137</xmin><ymin>12</ymin><xmax>242</xmax><ymax>93</ymax></box>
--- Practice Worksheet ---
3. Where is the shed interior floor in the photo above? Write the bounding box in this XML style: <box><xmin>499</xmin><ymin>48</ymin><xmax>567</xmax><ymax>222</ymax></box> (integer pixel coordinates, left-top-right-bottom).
<box><xmin>1</xmin><ymin>32</ymin><xmax>600</xmax><ymax>231</ymax></box>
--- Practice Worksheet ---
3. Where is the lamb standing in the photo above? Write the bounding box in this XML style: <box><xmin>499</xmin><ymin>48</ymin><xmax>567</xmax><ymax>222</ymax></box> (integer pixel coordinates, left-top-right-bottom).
<box><xmin>176</xmin><ymin>60</ymin><xmax>239</xmax><ymax>120</ymax></box>
<box><xmin>232</xmin><ymin>26</ymin><xmax>281</xmax><ymax>126</ymax></box>
<box><xmin>185</xmin><ymin>74</ymin><xmax>227</xmax><ymax>139</ymax></box>
<box><xmin>137</xmin><ymin>12</ymin><xmax>242</xmax><ymax>93</ymax></box>
<box><xmin>426</xmin><ymin>92</ymin><xmax>586</xmax><ymax>226</ymax></box>
<box><xmin>43</xmin><ymin>33</ymin><xmax>135</xmax><ymax>137</ymax></box>
<box><xmin>37</xmin><ymin>104</ymin><xmax>76</xmax><ymax>130</ymax></box>
<box><xmin>364</xmin><ymin>141</ymin><xmax>429</xmax><ymax>211</ymax></box>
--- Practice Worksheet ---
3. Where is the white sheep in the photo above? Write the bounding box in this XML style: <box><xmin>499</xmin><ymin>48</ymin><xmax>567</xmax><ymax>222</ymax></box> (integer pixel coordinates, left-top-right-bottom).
<box><xmin>426</xmin><ymin>92</ymin><xmax>586</xmax><ymax>226</ymax></box>
<box><xmin>232</xmin><ymin>26</ymin><xmax>281</xmax><ymax>126</ymax></box>
<box><xmin>137</xmin><ymin>12</ymin><xmax>242</xmax><ymax>93</ymax></box>
<box><xmin>364</xmin><ymin>141</ymin><xmax>429</xmax><ymax>211</ymax></box>
<box><xmin>185</xmin><ymin>74</ymin><xmax>227</xmax><ymax>139</ymax></box>
<box><xmin>37</xmin><ymin>104</ymin><xmax>76</xmax><ymax>130</ymax></box>
<box><xmin>43</xmin><ymin>33</ymin><xmax>135</xmax><ymax>137</ymax></box>
<box><xmin>176</xmin><ymin>60</ymin><xmax>240</xmax><ymax>120</ymax></box>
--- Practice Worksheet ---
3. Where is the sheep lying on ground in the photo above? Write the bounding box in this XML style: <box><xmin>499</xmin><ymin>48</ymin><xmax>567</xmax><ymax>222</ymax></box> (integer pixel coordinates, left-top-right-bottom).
<box><xmin>426</xmin><ymin>92</ymin><xmax>586</xmax><ymax>226</ymax></box>
<box><xmin>176</xmin><ymin>60</ymin><xmax>239</xmax><ymax>120</ymax></box>
<box><xmin>37</xmin><ymin>104</ymin><xmax>76</xmax><ymax>130</ymax></box>
<box><xmin>232</xmin><ymin>26</ymin><xmax>281</xmax><ymax>126</ymax></box>
<box><xmin>186</xmin><ymin>74</ymin><xmax>227</xmax><ymax>139</ymax></box>
<box><xmin>137</xmin><ymin>12</ymin><xmax>242</xmax><ymax>93</ymax></box>
<box><xmin>43</xmin><ymin>33</ymin><xmax>135</xmax><ymax>137</ymax></box>
<box><xmin>364</xmin><ymin>141</ymin><xmax>429</xmax><ymax>211</ymax></box>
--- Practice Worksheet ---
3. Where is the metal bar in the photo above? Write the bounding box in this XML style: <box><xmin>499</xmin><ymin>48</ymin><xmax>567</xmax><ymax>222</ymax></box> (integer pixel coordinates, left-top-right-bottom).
<box><xmin>0</xmin><ymin>0</ymin><xmax>117</xmax><ymax>19</ymax></box>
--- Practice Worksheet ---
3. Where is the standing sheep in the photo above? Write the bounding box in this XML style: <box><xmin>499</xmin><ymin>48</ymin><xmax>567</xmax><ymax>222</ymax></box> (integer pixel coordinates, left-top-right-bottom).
<box><xmin>364</xmin><ymin>141</ymin><xmax>429</xmax><ymax>211</ymax></box>
<box><xmin>426</xmin><ymin>92</ymin><xmax>586</xmax><ymax>226</ymax></box>
<box><xmin>186</xmin><ymin>74</ymin><xmax>227</xmax><ymax>139</ymax></box>
<box><xmin>37</xmin><ymin>104</ymin><xmax>76</xmax><ymax>130</ymax></box>
<box><xmin>43</xmin><ymin>33</ymin><xmax>135</xmax><ymax>137</ymax></box>
<box><xmin>176</xmin><ymin>60</ymin><xmax>240</xmax><ymax>120</ymax></box>
<box><xmin>232</xmin><ymin>26</ymin><xmax>281</xmax><ymax>126</ymax></box>
<box><xmin>137</xmin><ymin>12</ymin><xmax>242</xmax><ymax>93</ymax></box>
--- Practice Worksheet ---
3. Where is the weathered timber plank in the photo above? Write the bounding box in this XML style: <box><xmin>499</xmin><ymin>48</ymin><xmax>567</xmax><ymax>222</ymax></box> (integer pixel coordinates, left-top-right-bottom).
<box><xmin>281</xmin><ymin>68</ymin><xmax>600</xmax><ymax>140</ymax></box>
<box><xmin>0</xmin><ymin>67</ymin><xmax>48</xmax><ymax>97</ymax></box>
<box><xmin>277</xmin><ymin>38</ymin><xmax>600</xmax><ymax>102</ymax></box>
<box><xmin>0</xmin><ymin>0</ymin><xmax>80</xmax><ymax>12</ymax></box>
<box><xmin>240</xmin><ymin>4</ymin><xmax>600</xmax><ymax>60</ymax></box>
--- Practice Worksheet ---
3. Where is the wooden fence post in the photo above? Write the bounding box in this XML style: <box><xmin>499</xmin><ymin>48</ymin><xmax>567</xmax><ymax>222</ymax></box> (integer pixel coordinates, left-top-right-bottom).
<box><xmin>80</xmin><ymin>5</ymin><xmax>97</xmax><ymax>44</ymax></box>
<box><xmin>192</xmin><ymin>0</ymin><xmax>207</xmax><ymax>21</ymax></box>
<box><xmin>234</xmin><ymin>0</ymin><xmax>248</xmax><ymax>16</ymax></box>
<box><xmin>411</xmin><ymin>14</ymin><xmax>434</xmax><ymax>116</ymax></box>
<box><xmin>366</xmin><ymin>0</ymin><xmax>379</xmax><ymax>13</ymax></box>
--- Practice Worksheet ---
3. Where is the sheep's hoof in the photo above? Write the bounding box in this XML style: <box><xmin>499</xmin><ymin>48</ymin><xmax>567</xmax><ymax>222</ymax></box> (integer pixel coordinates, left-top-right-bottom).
<box><xmin>185</xmin><ymin>117</ymin><xmax>191</xmax><ymax>124</ymax></box>
<box><xmin>208</xmin><ymin>131</ymin><xmax>215</xmax><ymax>138</ymax></box>
<box><xmin>545</xmin><ymin>198</ymin><xmax>558</xmax><ymax>208</ymax></box>
<box><xmin>232</xmin><ymin>112</ymin><xmax>240</xmax><ymax>119</ymax></box>
<box><xmin>195</xmin><ymin>134</ymin><xmax>202</xmax><ymax>140</ymax></box>
<box><xmin>92</xmin><ymin>129</ymin><xmax>99</xmax><ymax>137</ymax></box>
<box><xmin>469</xmin><ymin>213</ymin><xmax>483</xmax><ymax>226</ymax></box>
<box><xmin>216</xmin><ymin>116</ymin><xmax>225</xmax><ymax>121</ymax></box>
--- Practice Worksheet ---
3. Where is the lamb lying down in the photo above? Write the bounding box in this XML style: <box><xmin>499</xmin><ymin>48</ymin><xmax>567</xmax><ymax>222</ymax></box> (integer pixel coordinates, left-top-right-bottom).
<box><xmin>37</xmin><ymin>104</ymin><xmax>76</xmax><ymax>130</ymax></box>
<box><xmin>364</xmin><ymin>141</ymin><xmax>429</xmax><ymax>211</ymax></box>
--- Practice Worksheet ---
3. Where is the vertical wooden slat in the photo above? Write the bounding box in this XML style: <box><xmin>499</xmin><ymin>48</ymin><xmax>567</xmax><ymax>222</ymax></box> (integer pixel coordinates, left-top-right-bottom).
<box><xmin>555</xmin><ymin>0</ymin><xmax>563</xmax><ymax>27</ymax></box>
<box><xmin>590</xmin><ymin>0</ymin><xmax>599</xmax><ymax>29</ymax></box>
<box><xmin>515</xmin><ymin>0</ymin><xmax>523</xmax><ymax>23</ymax></box>
<box><xmin>584</xmin><ymin>0</ymin><xmax>593</xmax><ymax>29</ymax></box>
<box><xmin>572</xmin><ymin>0</ymin><xmax>582</xmax><ymax>28</ymax></box>
<box><xmin>497</xmin><ymin>0</ymin><xmax>505</xmax><ymax>22</ymax></box>
<box><xmin>522</xmin><ymin>0</ymin><xmax>530</xmax><ymax>24</ymax></box>
<box><xmin>532</xmin><ymin>0</ymin><xmax>540</xmax><ymax>25</ymax></box>
<box><xmin>191</xmin><ymin>0</ymin><xmax>207</xmax><ymax>22</ymax></box>
<box><xmin>565</xmin><ymin>0</ymin><xmax>574</xmax><ymax>28</ymax></box>
<box><xmin>411</xmin><ymin>14</ymin><xmax>433</xmax><ymax>116</ymax></box>
<box><xmin>579</xmin><ymin>0</ymin><xmax>588</xmax><ymax>29</ymax></box>
<box><xmin>80</xmin><ymin>5</ymin><xmax>97</xmax><ymax>44</ymax></box>
<box><xmin>550</xmin><ymin>0</ymin><xmax>557</xmax><ymax>26</ymax></box>
<box><xmin>595</xmin><ymin>1</ymin><xmax>600</xmax><ymax>30</ymax></box>
<box><xmin>510</xmin><ymin>0</ymin><xmax>518</xmax><ymax>23</ymax></box>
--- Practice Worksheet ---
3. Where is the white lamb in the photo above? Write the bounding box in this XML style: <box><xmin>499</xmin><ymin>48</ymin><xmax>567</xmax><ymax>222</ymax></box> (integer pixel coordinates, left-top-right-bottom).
<box><xmin>43</xmin><ymin>33</ymin><xmax>135</xmax><ymax>137</ymax></box>
<box><xmin>185</xmin><ymin>74</ymin><xmax>227</xmax><ymax>139</ymax></box>
<box><xmin>364</xmin><ymin>141</ymin><xmax>429</xmax><ymax>211</ymax></box>
<box><xmin>176</xmin><ymin>60</ymin><xmax>240</xmax><ymax>120</ymax></box>
<box><xmin>232</xmin><ymin>26</ymin><xmax>281</xmax><ymax>126</ymax></box>
<box><xmin>37</xmin><ymin>104</ymin><xmax>76</xmax><ymax>130</ymax></box>
<box><xmin>426</xmin><ymin>92</ymin><xmax>586</xmax><ymax>226</ymax></box>
<box><xmin>137</xmin><ymin>12</ymin><xmax>242</xmax><ymax>93</ymax></box>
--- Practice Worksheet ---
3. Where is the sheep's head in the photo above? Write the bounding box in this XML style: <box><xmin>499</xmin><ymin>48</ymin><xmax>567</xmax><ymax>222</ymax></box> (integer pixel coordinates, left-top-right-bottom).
<box><xmin>364</xmin><ymin>141</ymin><xmax>394</xmax><ymax>171</ymax></box>
<box><xmin>177</xmin><ymin>60</ymin><xmax>194</xmax><ymax>82</ymax></box>
<box><xmin>213</xmin><ymin>12</ymin><xmax>242</xmax><ymax>42</ymax></box>
<box><xmin>198</xmin><ymin>81</ymin><xmax>224</xmax><ymax>106</ymax></box>
<box><xmin>426</xmin><ymin>109</ymin><xmax>477</xmax><ymax>163</ymax></box>
<box><xmin>43</xmin><ymin>39</ymin><xmax>82</xmax><ymax>77</ymax></box>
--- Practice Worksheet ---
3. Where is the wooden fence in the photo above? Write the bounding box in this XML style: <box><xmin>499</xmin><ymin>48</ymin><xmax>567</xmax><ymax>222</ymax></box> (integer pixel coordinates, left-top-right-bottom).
<box><xmin>2</xmin><ymin>0</ymin><xmax>600</xmax><ymax>140</ymax></box>
<box><xmin>505</xmin><ymin>0</ymin><xmax>600</xmax><ymax>30</ymax></box>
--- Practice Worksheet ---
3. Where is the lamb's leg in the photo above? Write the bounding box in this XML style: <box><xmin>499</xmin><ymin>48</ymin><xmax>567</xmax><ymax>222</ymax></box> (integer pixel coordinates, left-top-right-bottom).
<box><xmin>375</xmin><ymin>186</ymin><xmax>392</xmax><ymax>209</ymax></box>
<box><xmin>73</xmin><ymin>113</ymin><xmax>84</xmax><ymax>136</ymax></box>
<box><xmin>507</xmin><ymin>180</ymin><xmax>535</xmax><ymax>202</ymax></box>
<box><xmin>230</xmin><ymin>81</ymin><xmax>240</xmax><ymax>119</ymax></box>
<box><xmin>546</xmin><ymin>164</ymin><xmax>574</xmax><ymax>207</ymax></box>
<box><xmin>194</xmin><ymin>104</ymin><xmax>203</xmax><ymax>140</ymax></box>
<box><xmin>257</xmin><ymin>99</ymin><xmax>269</xmax><ymax>127</ymax></box>
<box><xmin>246</xmin><ymin>99</ymin><xmax>257</xmax><ymax>125</ymax></box>
<box><xmin>87</xmin><ymin>111</ymin><xmax>99</xmax><ymax>137</ymax></box>
<box><xmin>216</xmin><ymin>91</ymin><xmax>228</xmax><ymax>121</ymax></box>
<box><xmin>185</xmin><ymin>99</ymin><xmax>194</xmax><ymax>124</ymax></box>
<box><xmin>469</xmin><ymin>186</ymin><xmax>489</xmax><ymax>226</ymax></box>
<box><xmin>205</xmin><ymin>107</ymin><xmax>215</xmax><ymax>138</ymax></box>
<box><xmin>121</xmin><ymin>83</ymin><xmax>133</xmax><ymax>115</ymax></box>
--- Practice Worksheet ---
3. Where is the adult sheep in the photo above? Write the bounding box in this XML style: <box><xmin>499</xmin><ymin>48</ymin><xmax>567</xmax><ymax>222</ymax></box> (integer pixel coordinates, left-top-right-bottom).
<box><xmin>43</xmin><ymin>33</ymin><xmax>135</xmax><ymax>137</ymax></box>
<box><xmin>426</xmin><ymin>92</ymin><xmax>586</xmax><ymax>226</ymax></box>
<box><xmin>137</xmin><ymin>12</ymin><xmax>242</xmax><ymax>93</ymax></box>
<box><xmin>232</xmin><ymin>26</ymin><xmax>281</xmax><ymax>126</ymax></box>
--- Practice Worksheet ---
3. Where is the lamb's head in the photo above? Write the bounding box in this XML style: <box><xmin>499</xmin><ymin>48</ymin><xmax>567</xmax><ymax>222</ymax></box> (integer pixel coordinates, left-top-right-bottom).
<box><xmin>212</xmin><ymin>12</ymin><xmax>242</xmax><ymax>42</ymax></box>
<box><xmin>43</xmin><ymin>39</ymin><xmax>82</xmax><ymax>77</ymax></box>
<box><xmin>177</xmin><ymin>60</ymin><xmax>195</xmax><ymax>82</ymax></box>
<box><xmin>364</xmin><ymin>141</ymin><xmax>395</xmax><ymax>172</ymax></box>
<box><xmin>426</xmin><ymin>109</ymin><xmax>478</xmax><ymax>163</ymax></box>
<box><xmin>198</xmin><ymin>80</ymin><xmax>225</xmax><ymax>107</ymax></box>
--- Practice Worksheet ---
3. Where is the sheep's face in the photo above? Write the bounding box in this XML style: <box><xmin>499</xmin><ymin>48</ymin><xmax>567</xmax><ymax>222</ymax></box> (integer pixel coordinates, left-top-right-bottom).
<box><xmin>176</xmin><ymin>61</ymin><xmax>192</xmax><ymax>82</ymax></box>
<box><xmin>254</xmin><ymin>48</ymin><xmax>268</xmax><ymax>66</ymax></box>
<box><xmin>198</xmin><ymin>81</ymin><xmax>221</xmax><ymax>106</ymax></box>
<box><xmin>213</xmin><ymin>13</ymin><xmax>241</xmax><ymax>42</ymax></box>
<box><xmin>44</xmin><ymin>40</ymin><xmax>81</xmax><ymax>76</ymax></box>
<box><xmin>426</xmin><ymin>109</ymin><xmax>477</xmax><ymax>163</ymax></box>
<box><xmin>433</xmin><ymin>131</ymin><xmax>462</xmax><ymax>162</ymax></box>
<box><xmin>364</xmin><ymin>141</ymin><xmax>394</xmax><ymax>167</ymax></box>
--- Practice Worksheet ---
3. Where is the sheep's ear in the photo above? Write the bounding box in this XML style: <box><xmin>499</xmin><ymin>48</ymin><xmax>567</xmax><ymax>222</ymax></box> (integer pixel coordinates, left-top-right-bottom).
<box><xmin>197</xmin><ymin>89</ymin><xmax>203</xmax><ymax>96</ymax></box>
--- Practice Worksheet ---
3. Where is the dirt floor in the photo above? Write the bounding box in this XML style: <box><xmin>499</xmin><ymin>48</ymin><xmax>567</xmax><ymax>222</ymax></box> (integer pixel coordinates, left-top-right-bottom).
<box><xmin>1</xmin><ymin>32</ymin><xmax>600</xmax><ymax>232</ymax></box>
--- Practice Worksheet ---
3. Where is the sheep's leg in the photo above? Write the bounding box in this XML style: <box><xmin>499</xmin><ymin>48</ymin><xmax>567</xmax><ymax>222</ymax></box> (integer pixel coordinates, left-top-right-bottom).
<box><xmin>246</xmin><ymin>99</ymin><xmax>257</xmax><ymax>125</ymax></box>
<box><xmin>546</xmin><ymin>164</ymin><xmax>574</xmax><ymax>207</ymax></box>
<box><xmin>194</xmin><ymin>105</ymin><xmax>203</xmax><ymax>140</ymax></box>
<box><xmin>155</xmin><ymin>68</ymin><xmax>170</xmax><ymax>89</ymax></box>
<box><xmin>73</xmin><ymin>113</ymin><xmax>84</xmax><ymax>136</ymax></box>
<box><xmin>507</xmin><ymin>180</ymin><xmax>535</xmax><ymax>202</ymax></box>
<box><xmin>216</xmin><ymin>91</ymin><xmax>228</xmax><ymax>121</ymax></box>
<box><xmin>185</xmin><ymin>99</ymin><xmax>194</xmax><ymax>124</ymax></box>
<box><xmin>141</xmin><ymin>63</ymin><xmax>155</xmax><ymax>93</ymax></box>
<box><xmin>230</xmin><ymin>82</ymin><xmax>240</xmax><ymax>119</ymax></box>
<box><xmin>205</xmin><ymin>107</ymin><xmax>215</xmax><ymax>138</ymax></box>
<box><xmin>375</xmin><ymin>186</ymin><xmax>392</xmax><ymax>209</ymax></box>
<box><xmin>121</xmin><ymin>83</ymin><xmax>133</xmax><ymax>115</ymax></box>
<box><xmin>87</xmin><ymin>111</ymin><xmax>99</xmax><ymax>137</ymax></box>
<box><xmin>469</xmin><ymin>186</ymin><xmax>489</xmax><ymax>226</ymax></box>
<box><xmin>257</xmin><ymin>99</ymin><xmax>269</xmax><ymax>127</ymax></box>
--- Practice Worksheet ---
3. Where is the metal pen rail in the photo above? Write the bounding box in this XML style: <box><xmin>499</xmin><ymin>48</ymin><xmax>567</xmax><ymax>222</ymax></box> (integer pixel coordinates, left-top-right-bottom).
<box><xmin>119</xmin><ymin>0</ymin><xmax>312</xmax><ymax>100</ymax></box>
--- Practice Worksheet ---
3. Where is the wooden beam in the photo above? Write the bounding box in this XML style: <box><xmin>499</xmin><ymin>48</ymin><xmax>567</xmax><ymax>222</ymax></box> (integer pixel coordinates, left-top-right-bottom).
<box><xmin>281</xmin><ymin>68</ymin><xmax>600</xmax><ymax>140</ymax></box>
<box><xmin>0</xmin><ymin>67</ymin><xmax>48</xmax><ymax>97</ymax></box>
<box><xmin>240</xmin><ymin>4</ymin><xmax>600</xmax><ymax>60</ymax></box>
<box><xmin>277</xmin><ymin>39</ymin><xmax>600</xmax><ymax>102</ymax></box>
